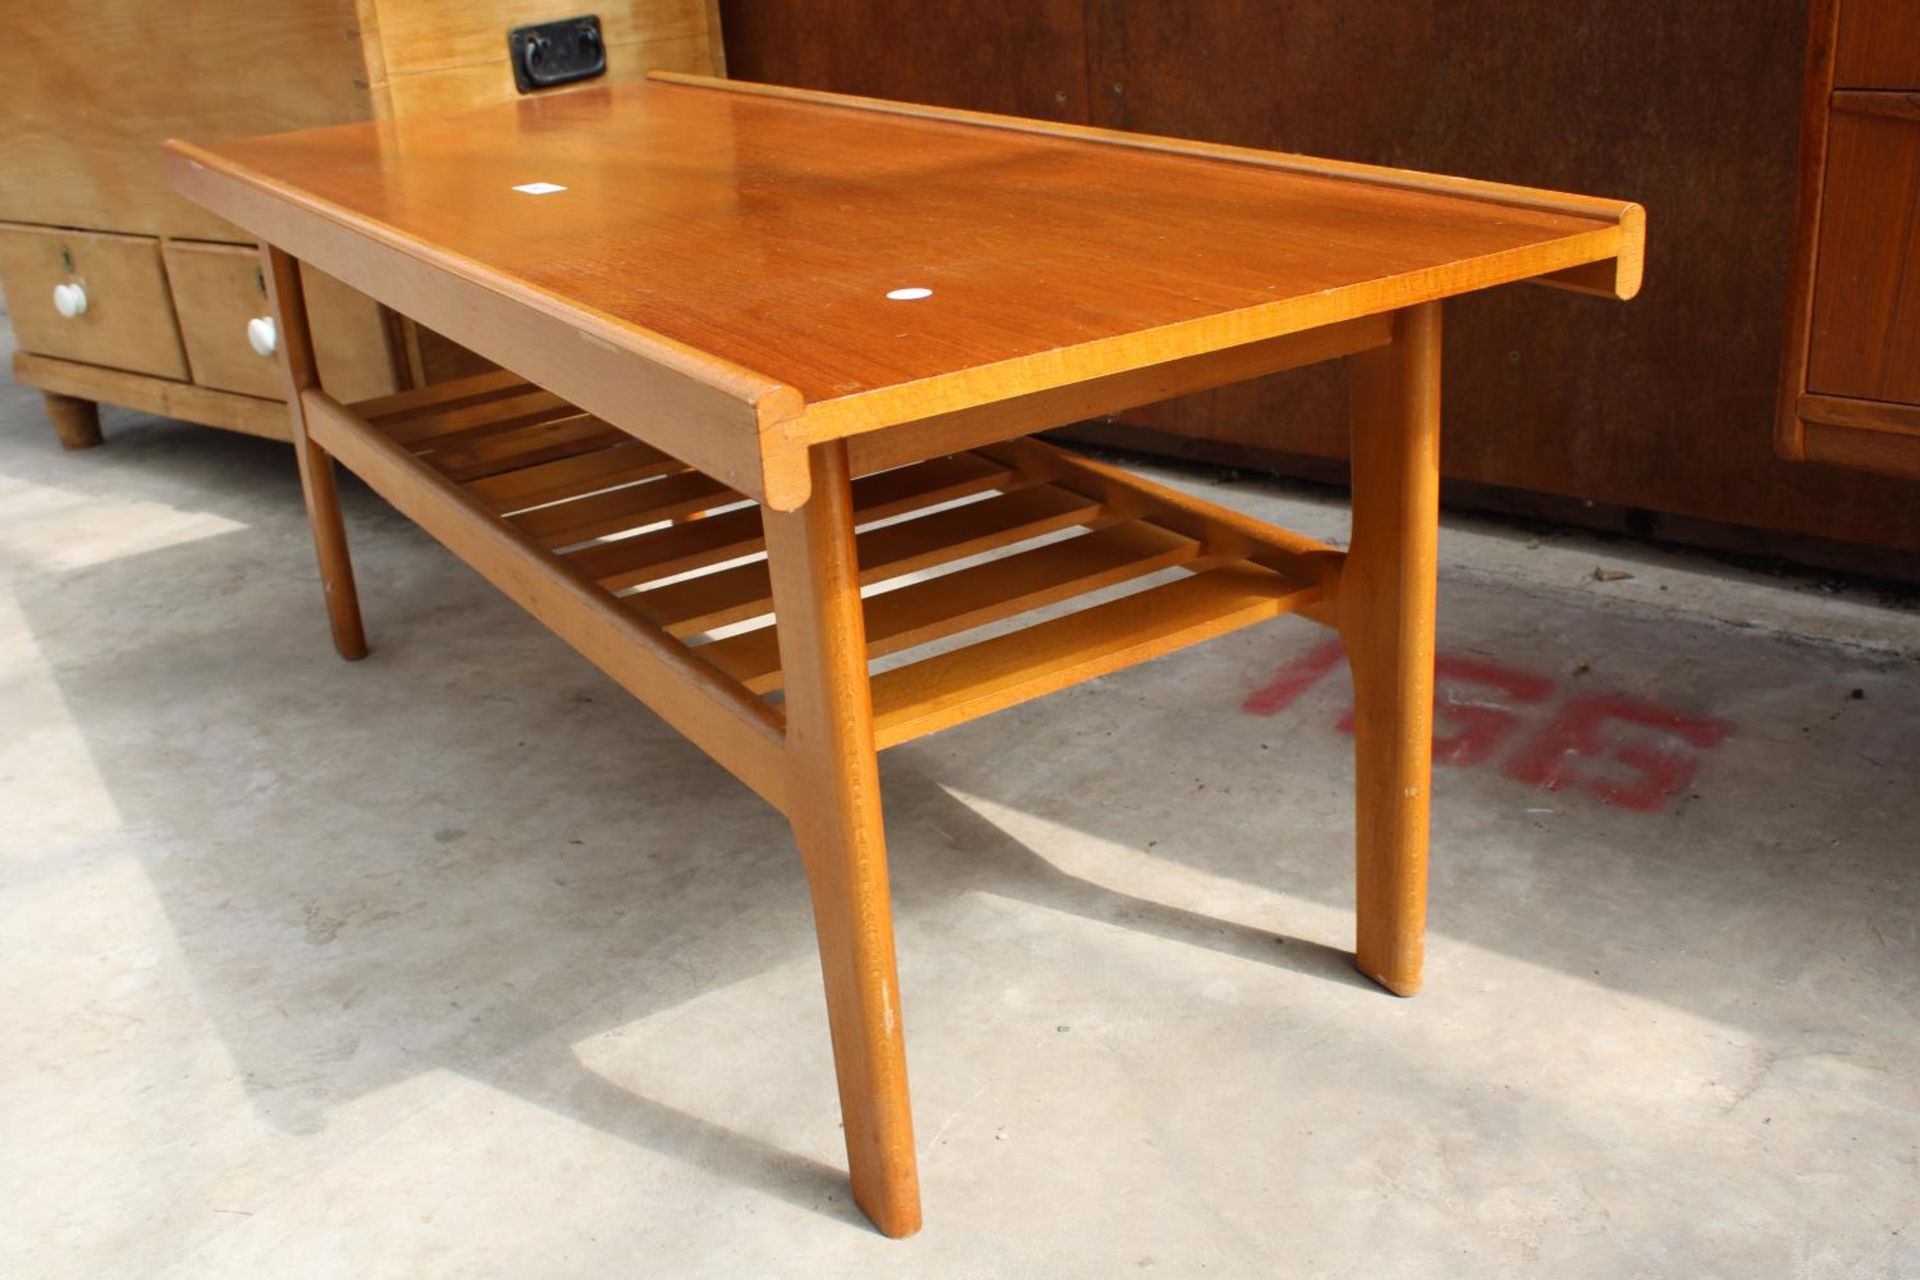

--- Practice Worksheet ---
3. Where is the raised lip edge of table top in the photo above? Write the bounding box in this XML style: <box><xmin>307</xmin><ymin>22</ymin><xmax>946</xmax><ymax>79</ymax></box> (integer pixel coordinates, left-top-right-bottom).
<box><xmin>161</xmin><ymin>73</ymin><xmax>1644</xmax><ymax>455</ymax></box>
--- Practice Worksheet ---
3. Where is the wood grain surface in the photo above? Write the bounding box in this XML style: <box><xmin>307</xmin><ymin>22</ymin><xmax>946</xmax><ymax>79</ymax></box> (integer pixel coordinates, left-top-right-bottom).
<box><xmin>0</xmin><ymin>0</ymin><xmax>372</xmax><ymax>240</ymax></box>
<box><xmin>1805</xmin><ymin>102</ymin><xmax>1920</xmax><ymax>405</ymax></box>
<box><xmin>0</xmin><ymin>224</ymin><xmax>189</xmax><ymax>379</ymax></box>
<box><xmin>1833</xmin><ymin>0</ymin><xmax>1920</xmax><ymax>89</ymax></box>
<box><xmin>725</xmin><ymin>0</ymin><xmax>1920</xmax><ymax>555</ymax></box>
<box><xmin>357</xmin><ymin>0</ymin><xmax>724</xmax><ymax>117</ymax></box>
<box><xmin>171</xmin><ymin>75</ymin><xmax>1631</xmax><ymax>450</ymax></box>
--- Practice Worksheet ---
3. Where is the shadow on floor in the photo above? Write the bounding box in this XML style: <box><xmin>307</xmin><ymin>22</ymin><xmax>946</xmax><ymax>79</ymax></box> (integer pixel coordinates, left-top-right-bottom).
<box><xmin>9</xmin><ymin>404</ymin><xmax>1918</xmax><ymax>1230</ymax></box>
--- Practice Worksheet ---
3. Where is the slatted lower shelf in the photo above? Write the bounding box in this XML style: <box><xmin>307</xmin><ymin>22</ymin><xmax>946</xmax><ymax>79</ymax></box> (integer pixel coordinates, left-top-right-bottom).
<box><xmin>340</xmin><ymin>372</ymin><xmax>1337</xmax><ymax>751</ymax></box>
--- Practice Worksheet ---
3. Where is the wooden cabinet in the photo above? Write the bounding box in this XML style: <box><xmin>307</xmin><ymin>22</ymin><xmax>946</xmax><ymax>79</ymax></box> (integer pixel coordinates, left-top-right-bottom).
<box><xmin>1780</xmin><ymin>0</ymin><xmax>1920</xmax><ymax>479</ymax></box>
<box><xmin>0</xmin><ymin>0</ymin><xmax>725</xmax><ymax>450</ymax></box>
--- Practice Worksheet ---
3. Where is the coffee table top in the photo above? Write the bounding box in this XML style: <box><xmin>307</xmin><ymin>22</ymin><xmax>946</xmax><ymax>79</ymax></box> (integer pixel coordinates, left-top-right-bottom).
<box><xmin>168</xmin><ymin>74</ymin><xmax>1641</xmax><ymax>437</ymax></box>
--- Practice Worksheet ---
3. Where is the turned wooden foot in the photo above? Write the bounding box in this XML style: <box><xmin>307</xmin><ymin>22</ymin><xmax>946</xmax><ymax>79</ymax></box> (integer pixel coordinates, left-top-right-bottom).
<box><xmin>44</xmin><ymin>392</ymin><xmax>103</xmax><ymax>450</ymax></box>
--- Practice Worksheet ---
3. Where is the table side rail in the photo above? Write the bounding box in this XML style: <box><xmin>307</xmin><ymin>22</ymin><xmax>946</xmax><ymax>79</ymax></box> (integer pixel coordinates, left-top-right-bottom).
<box><xmin>301</xmin><ymin>387</ymin><xmax>793</xmax><ymax>812</ymax></box>
<box><xmin>844</xmin><ymin>313</ymin><xmax>1393</xmax><ymax>477</ymax></box>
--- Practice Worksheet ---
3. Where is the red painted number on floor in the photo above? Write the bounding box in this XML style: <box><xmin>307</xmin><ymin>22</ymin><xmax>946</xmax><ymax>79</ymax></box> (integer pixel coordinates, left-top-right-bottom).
<box><xmin>1242</xmin><ymin>640</ymin><xmax>1730</xmax><ymax>813</ymax></box>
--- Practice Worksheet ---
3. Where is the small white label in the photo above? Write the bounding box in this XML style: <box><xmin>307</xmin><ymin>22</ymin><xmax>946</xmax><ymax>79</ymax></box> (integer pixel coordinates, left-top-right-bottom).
<box><xmin>886</xmin><ymin>287</ymin><xmax>933</xmax><ymax>301</ymax></box>
<box><xmin>513</xmin><ymin>182</ymin><xmax>568</xmax><ymax>195</ymax></box>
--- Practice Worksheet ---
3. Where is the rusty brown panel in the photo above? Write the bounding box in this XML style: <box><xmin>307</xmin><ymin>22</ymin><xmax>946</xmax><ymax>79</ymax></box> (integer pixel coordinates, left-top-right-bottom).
<box><xmin>1083</xmin><ymin>0</ymin><xmax>1920</xmax><ymax>551</ymax></box>
<box><xmin>718</xmin><ymin>0</ymin><xmax>1091</xmax><ymax>123</ymax></box>
<box><xmin>1834</xmin><ymin>0</ymin><xmax>1920</xmax><ymax>89</ymax></box>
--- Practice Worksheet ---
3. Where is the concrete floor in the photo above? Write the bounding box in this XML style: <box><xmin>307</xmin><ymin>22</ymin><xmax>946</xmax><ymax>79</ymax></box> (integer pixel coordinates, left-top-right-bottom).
<box><xmin>3</xmin><ymin>319</ymin><xmax>1917</xmax><ymax>1279</ymax></box>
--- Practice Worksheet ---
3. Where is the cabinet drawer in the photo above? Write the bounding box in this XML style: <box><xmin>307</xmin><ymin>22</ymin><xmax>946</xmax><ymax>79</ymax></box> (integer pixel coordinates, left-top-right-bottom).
<box><xmin>161</xmin><ymin>240</ymin><xmax>282</xmax><ymax>397</ymax></box>
<box><xmin>1805</xmin><ymin>103</ymin><xmax>1920</xmax><ymax>404</ymax></box>
<box><xmin>0</xmin><ymin>224</ymin><xmax>189</xmax><ymax>379</ymax></box>
<box><xmin>162</xmin><ymin>241</ymin><xmax>402</xmax><ymax>403</ymax></box>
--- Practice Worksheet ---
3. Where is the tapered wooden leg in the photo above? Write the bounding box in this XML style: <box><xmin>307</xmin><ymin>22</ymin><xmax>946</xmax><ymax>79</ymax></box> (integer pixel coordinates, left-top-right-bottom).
<box><xmin>1341</xmin><ymin>301</ymin><xmax>1441</xmax><ymax>996</ymax></box>
<box><xmin>763</xmin><ymin>439</ymin><xmax>921</xmax><ymax>1237</ymax></box>
<box><xmin>44</xmin><ymin>391</ymin><xmax>103</xmax><ymax>450</ymax></box>
<box><xmin>293</xmin><ymin>439</ymin><xmax>368</xmax><ymax>660</ymax></box>
<box><xmin>262</xmin><ymin>247</ymin><xmax>368</xmax><ymax>661</ymax></box>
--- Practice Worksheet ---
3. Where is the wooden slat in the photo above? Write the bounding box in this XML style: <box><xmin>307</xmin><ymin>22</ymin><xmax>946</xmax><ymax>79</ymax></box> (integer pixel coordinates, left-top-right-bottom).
<box><xmin>845</xmin><ymin>452</ymin><xmax>1021</xmax><ymax>522</ymax></box>
<box><xmin>387</xmin><ymin>386</ymin><xmax>571</xmax><ymax>446</ymax></box>
<box><xmin>988</xmin><ymin>437</ymin><xmax>1345</xmax><ymax>587</ymax></box>
<box><xmin>567</xmin><ymin>452</ymin><xmax>1021</xmax><ymax>590</ymax></box>
<box><xmin>571</xmin><ymin>503</ymin><xmax>774</xmax><ymax>592</ymax></box>
<box><xmin>301</xmin><ymin>388</ymin><xmax>791</xmax><ymax>811</ymax></box>
<box><xmin>352</xmin><ymin>368</ymin><xmax>528</xmax><ymax>423</ymax></box>
<box><xmin>434</xmin><ymin>416</ymin><xmax>629</xmax><ymax>481</ymax></box>
<box><xmin>466</xmin><ymin>440</ymin><xmax>685</xmax><ymax>512</ymax></box>
<box><xmin>703</xmin><ymin>520</ymin><xmax>1202</xmax><ymax>692</ymax></box>
<box><xmin>868</xmin><ymin>561</ymin><xmax>1320</xmax><ymax>749</ymax></box>
<box><xmin>859</xmin><ymin>520</ymin><xmax>1202</xmax><ymax>661</ymax></box>
<box><xmin>511</xmin><ymin>470</ymin><xmax>741</xmax><ymax>548</ymax></box>
<box><xmin>631</xmin><ymin>482</ymin><xmax>1106</xmax><ymax>636</ymax></box>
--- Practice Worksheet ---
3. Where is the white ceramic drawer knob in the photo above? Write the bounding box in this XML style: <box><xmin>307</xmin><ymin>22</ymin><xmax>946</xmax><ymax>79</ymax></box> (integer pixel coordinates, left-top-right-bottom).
<box><xmin>247</xmin><ymin>315</ymin><xmax>278</xmax><ymax>358</ymax></box>
<box><xmin>52</xmin><ymin>282</ymin><xmax>87</xmax><ymax>318</ymax></box>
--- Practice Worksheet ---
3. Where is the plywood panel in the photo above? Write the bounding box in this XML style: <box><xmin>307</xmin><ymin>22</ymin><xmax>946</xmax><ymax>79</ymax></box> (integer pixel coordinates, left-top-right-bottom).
<box><xmin>362</xmin><ymin>0</ymin><xmax>724</xmax><ymax>117</ymax></box>
<box><xmin>0</xmin><ymin>0</ymin><xmax>373</xmax><ymax>240</ymax></box>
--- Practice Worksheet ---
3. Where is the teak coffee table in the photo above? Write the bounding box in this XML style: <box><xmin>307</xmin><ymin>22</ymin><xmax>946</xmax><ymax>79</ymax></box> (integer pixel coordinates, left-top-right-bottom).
<box><xmin>166</xmin><ymin>74</ymin><xmax>1642</xmax><ymax>1237</ymax></box>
